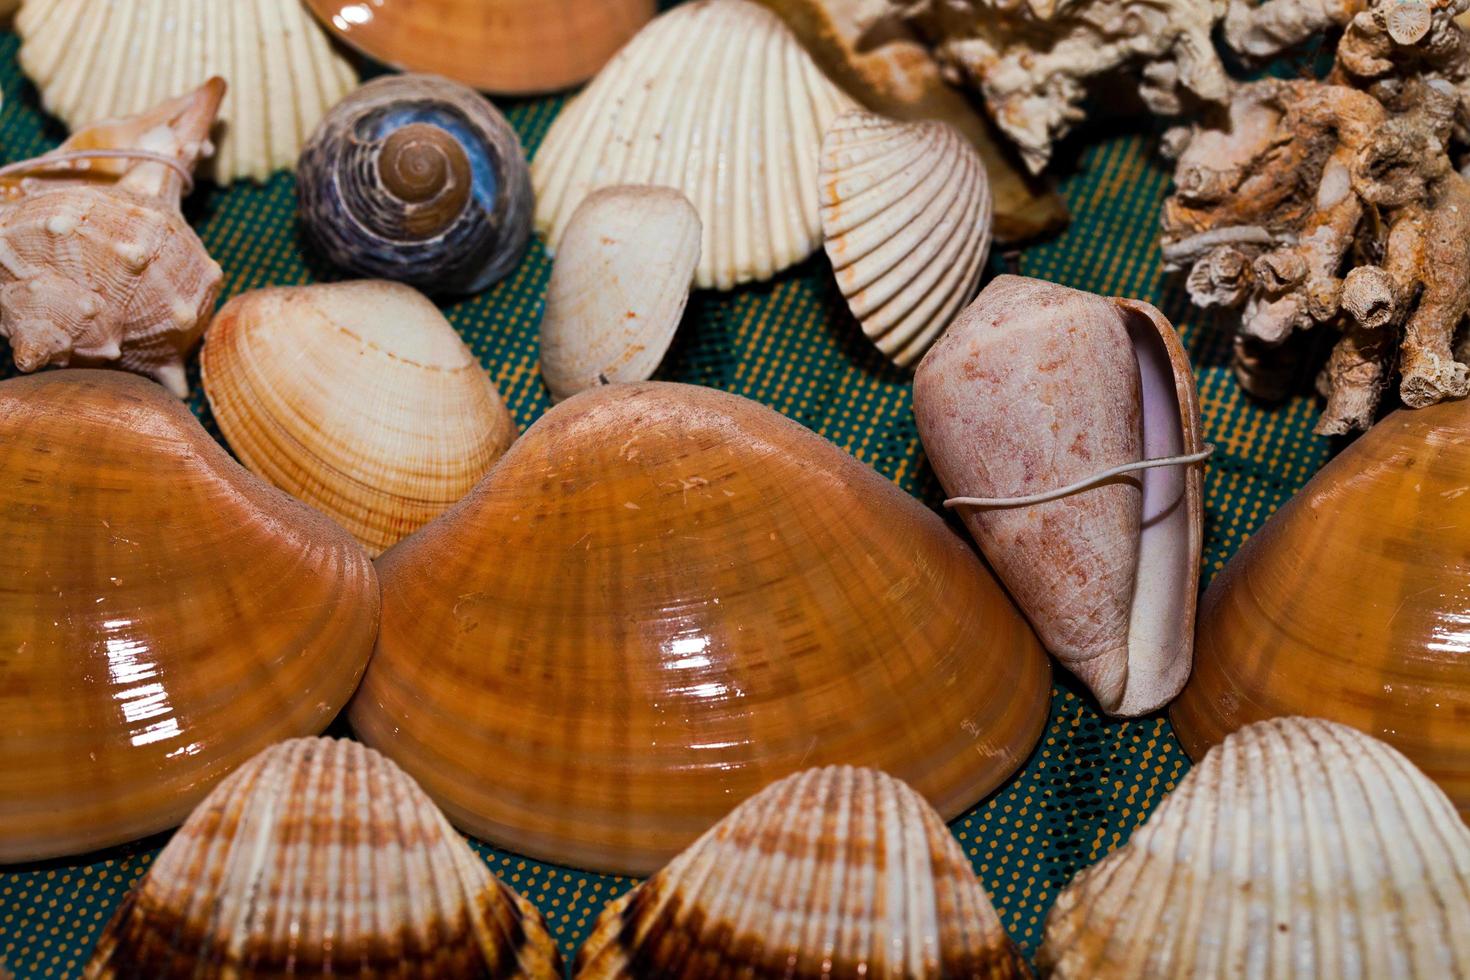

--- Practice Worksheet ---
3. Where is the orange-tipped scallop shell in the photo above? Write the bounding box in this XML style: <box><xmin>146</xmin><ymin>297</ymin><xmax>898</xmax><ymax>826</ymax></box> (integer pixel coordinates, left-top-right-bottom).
<box><xmin>86</xmin><ymin>738</ymin><xmax>562</xmax><ymax>979</ymax></box>
<box><xmin>350</xmin><ymin>381</ymin><xmax>1050</xmax><ymax>875</ymax></box>
<box><xmin>0</xmin><ymin>372</ymin><xmax>379</xmax><ymax>863</ymax></box>
<box><xmin>576</xmin><ymin>766</ymin><xmax>1029</xmax><ymax>978</ymax></box>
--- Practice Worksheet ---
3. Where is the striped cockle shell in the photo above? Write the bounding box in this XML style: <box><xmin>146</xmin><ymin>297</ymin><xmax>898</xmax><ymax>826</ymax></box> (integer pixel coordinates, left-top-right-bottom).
<box><xmin>86</xmin><ymin>738</ymin><xmax>563</xmax><ymax>978</ymax></box>
<box><xmin>532</xmin><ymin>0</ymin><xmax>858</xmax><ymax>291</ymax></box>
<box><xmin>1040</xmin><ymin>717</ymin><xmax>1470</xmax><ymax>978</ymax></box>
<box><xmin>820</xmin><ymin>110</ymin><xmax>993</xmax><ymax>367</ymax></box>
<box><xmin>576</xmin><ymin>766</ymin><xmax>1029</xmax><ymax>978</ymax></box>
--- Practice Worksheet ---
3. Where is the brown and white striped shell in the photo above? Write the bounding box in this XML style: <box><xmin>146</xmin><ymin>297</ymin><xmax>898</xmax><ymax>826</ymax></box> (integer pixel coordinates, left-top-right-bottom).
<box><xmin>576</xmin><ymin>766</ymin><xmax>1029</xmax><ymax>978</ymax></box>
<box><xmin>86</xmin><ymin>738</ymin><xmax>563</xmax><ymax>979</ymax></box>
<box><xmin>1039</xmin><ymin>718</ymin><xmax>1470</xmax><ymax>978</ymax></box>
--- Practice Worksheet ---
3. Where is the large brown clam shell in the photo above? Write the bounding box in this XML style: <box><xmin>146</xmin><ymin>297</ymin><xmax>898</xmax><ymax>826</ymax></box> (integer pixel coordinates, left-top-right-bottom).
<box><xmin>351</xmin><ymin>382</ymin><xmax>1050</xmax><ymax>875</ymax></box>
<box><xmin>0</xmin><ymin>372</ymin><xmax>379</xmax><ymax>863</ymax></box>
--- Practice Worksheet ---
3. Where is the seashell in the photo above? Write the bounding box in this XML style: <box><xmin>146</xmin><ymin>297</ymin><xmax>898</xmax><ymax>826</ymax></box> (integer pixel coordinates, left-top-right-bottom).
<box><xmin>351</xmin><ymin>381</ymin><xmax>1050</xmax><ymax>875</ymax></box>
<box><xmin>532</xmin><ymin>0</ymin><xmax>859</xmax><ymax>291</ymax></box>
<box><xmin>201</xmin><ymin>281</ymin><xmax>518</xmax><ymax>557</ymax></box>
<box><xmin>913</xmin><ymin>275</ymin><xmax>1206</xmax><ymax>717</ymax></box>
<box><xmin>1039</xmin><ymin>717</ymin><xmax>1470</xmax><ymax>977</ymax></box>
<box><xmin>17</xmin><ymin>0</ymin><xmax>358</xmax><ymax>184</ymax></box>
<box><xmin>0</xmin><ymin>80</ymin><xmax>225</xmax><ymax>397</ymax></box>
<box><xmin>304</xmin><ymin>0</ymin><xmax>655</xmax><ymax>95</ymax></box>
<box><xmin>576</xmin><ymin>766</ymin><xmax>1029</xmax><ymax>978</ymax></box>
<box><xmin>1172</xmin><ymin>398</ymin><xmax>1470</xmax><ymax>817</ymax></box>
<box><xmin>86</xmin><ymin>738</ymin><xmax>563</xmax><ymax>979</ymax></box>
<box><xmin>0</xmin><ymin>372</ymin><xmax>379</xmax><ymax>863</ymax></box>
<box><xmin>820</xmin><ymin>109</ymin><xmax>993</xmax><ymax>367</ymax></box>
<box><xmin>539</xmin><ymin>186</ymin><xmax>701</xmax><ymax>402</ymax></box>
<box><xmin>298</xmin><ymin>75</ymin><xmax>534</xmax><ymax>295</ymax></box>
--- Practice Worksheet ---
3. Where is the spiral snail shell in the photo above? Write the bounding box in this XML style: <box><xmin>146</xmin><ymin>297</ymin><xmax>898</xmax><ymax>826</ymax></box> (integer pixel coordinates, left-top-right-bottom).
<box><xmin>298</xmin><ymin>74</ymin><xmax>533</xmax><ymax>295</ymax></box>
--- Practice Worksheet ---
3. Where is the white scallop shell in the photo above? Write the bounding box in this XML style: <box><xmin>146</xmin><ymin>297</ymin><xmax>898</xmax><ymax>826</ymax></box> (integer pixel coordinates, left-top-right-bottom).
<box><xmin>576</xmin><ymin>766</ymin><xmax>1028</xmax><ymax>978</ymax></box>
<box><xmin>1040</xmin><ymin>717</ymin><xmax>1470</xmax><ymax>978</ymax></box>
<box><xmin>821</xmin><ymin>110</ymin><xmax>993</xmax><ymax>367</ymax></box>
<box><xmin>85</xmin><ymin>738</ymin><xmax>563</xmax><ymax>978</ymax></box>
<box><xmin>532</xmin><ymin>0</ymin><xmax>858</xmax><ymax>291</ymax></box>
<box><xmin>17</xmin><ymin>0</ymin><xmax>358</xmax><ymax>184</ymax></box>
<box><xmin>540</xmin><ymin>185</ymin><xmax>701</xmax><ymax>402</ymax></box>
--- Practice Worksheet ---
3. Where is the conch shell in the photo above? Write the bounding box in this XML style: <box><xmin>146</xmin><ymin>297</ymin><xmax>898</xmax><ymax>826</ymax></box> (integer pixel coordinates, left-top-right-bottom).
<box><xmin>1040</xmin><ymin>717</ymin><xmax>1470</xmax><ymax>977</ymax></box>
<box><xmin>913</xmin><ymin>275</ymin><xmax>1206</xmax><ymax>716</ymax></box>
<box><xmin>576</xmin><ymin>766</ymin><xmax>1029</xmax><ymax>978</ymax></box>
<box><xmin>0</xmin><ymin>79</ymin><xmax>225</xmax><ymax>396</ymax></box>
<box><xmin>86</xmin><ymin>738</ymin><xmax>563</xmax><ymax>979</ymax></box>
<box><xmin>201</xmin><ymin>281</ymin><xmax>518</xmax><ymax>557</ymax></box>
<box><xmin>0</xmin><ymin>372</ymin><xmax>379</xmax><ymax>863</ymax></box>
<box><xmin>1173</xmin><ymin>396</ymin><xmax>1470</xmax><ymax>817</ymax></box>
<box><xmin>351</xmin><ymin>381</ymin><xmax>1049</xmax><ymax>875</ymax></box>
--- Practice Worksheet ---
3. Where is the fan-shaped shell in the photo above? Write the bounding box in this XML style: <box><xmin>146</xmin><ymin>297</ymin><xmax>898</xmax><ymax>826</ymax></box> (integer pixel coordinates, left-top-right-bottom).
<box><xmin>1039</xmin><ymin>717</ymin><xmax>1470</xmax><ymax>977</ymax></box>
<box><xmin>539</xmin><ymin>186</ymin><xmax>701</xmax><ymax>401</ymax></box>
<box><xmin>298</xmin><ymin>75</ymin><xmax>533</xmax><ymax>295</ymax></box>
<box><xmin>914</xmin><ymin>276</ymin><xmax>1205</xmax><ymax>717</ymax></box>
<box><xmin>1172</xmin><ymin>398</ymin><xmax>1470</xmax><ymax>817</ymax></box>
<box><xmin>576</xmin><ymin>766</ymin><xmax>1029</xmax><ymax>978</ymax></box>
<box><xmin>821</xmin><ymin>110</ymin><xmax>993</xmax><ymax>367</ymax></box>
<box><xmin>16</xmin><ymin>0</ymin><xmax>357</xmax><ymax>185</ymax></box>
<box><xmin>532</xmin><ymin>0</ymin><xmax>858</xmax><ymax>291</ymax></box>
<box><xmin>0</xmin><ymin>372</ymin><xmax>379</xmax><ymax>863</ymax></box>
<box><xmin>304</xmin><ymin>0</ymin><xmax>654</xmax><ymax>95</ymax></box>
<box><xmin>86</xmin><ymin>738</ymin><xmax>562</xmax><ymax>979</ymax></box>
<box><xmin>201</xmin><ymin>281</ymin><xmax>518</xmax><ymax>557</ymax></box>
<box><xmin>350</xmin><ymin>381</ymin><xmax>1050</xmax><ymax>875</ymax></box>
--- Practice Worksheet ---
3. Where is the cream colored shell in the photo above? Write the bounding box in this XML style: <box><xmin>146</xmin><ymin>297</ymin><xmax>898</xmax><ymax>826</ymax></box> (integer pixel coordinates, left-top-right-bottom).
<box><xmin>201</xmin><ymin>281</ymin><xmax>517</xmax><ymax>557</ymax></box>
<box><xmin>532</xmin><ymin>0</ymin><xmax>857</xmax><ymax>291</ymax></box>
<box><xmin>1040</xmin><ymin>717</ymin><xmax>1470</xmax><ymax>978</ymax></box>
<box><xmin>821</xmin><ymin>110</ymin><xmax>993</xmax><ymax>367</ymax></box>
<box><xmin>540</xmin><ymin>185</ymin><xmax>701</xmax><ymax>401</ymax></box>
<box><xmin>17</xmin><ymin>0</ymin><xmax>358</xmax><ymax>183</ymax></box>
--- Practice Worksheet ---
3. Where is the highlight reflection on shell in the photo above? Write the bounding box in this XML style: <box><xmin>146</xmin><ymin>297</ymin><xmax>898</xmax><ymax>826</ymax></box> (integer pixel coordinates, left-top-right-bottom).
<box><xmin>1173</xmin><ymin>397</ymin><xmax>1470</xmax><ymax>817</ymax></box>
<box><xmin>86</xmin><ymin>738</ymin><xmax>563</xmax><ymax>979</ymax></box>
<box><xmin>1040</xmin><ymin>718</ymin><xmax>1470</xmax><ymax>977</ymax></box>
<box><xmin>0</xmin><ymin>372</ymin><xmax>379</xmax><ymax>864</ymax></box>
<box><xmin>351</xmin><ymin>381</ymin><xmax>1050</xmax><ymax>875</ymax></box>
<box><xmin>201</xmin><ymin>281</ymin><xmax>518</xmax><ymax>557</ymax></box>
<box><xmin>298</xmin><ymin>75</ymin><xmax>533</xmax><ymax>294</ymax></box>
<box><xmin>576</xmin><ymin>766</ymin><xmax>1029</xmax><ymax>978</ymax></box>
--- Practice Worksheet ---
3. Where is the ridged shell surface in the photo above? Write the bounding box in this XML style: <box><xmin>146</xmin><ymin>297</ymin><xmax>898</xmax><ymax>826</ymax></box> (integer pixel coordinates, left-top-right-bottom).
<box><xmin>0</xmin><ymin>372</ymin><xmax>379</xmax><ymax>863</ymax></box>
<box><xmin>532</xmin><ymin>0</ymin><xmax>858</xmax><ymax>291</ymax></box>
<box><xmin>821</xmin><ymin>110</ymin><xmax>993</xmax><ymax>367</ymax></box>
<box><xmin>576</xmin><ymin>766</ymin><xmax>1029</xmax><ymax>978</ymax></box>
<box><xmin>86</xmin><ymin>738</ymin><xmax>563</xmax><ymax>979</ymax></box>
<box><xmin>1039</xmin><ymin>717</ymin><xmax>1470</xmax><ymax>978</ymax></box>
<box><xmin>350</xmin><ymin>381</ymin><xmax>1050</xmax><ymax>875</ymax></box>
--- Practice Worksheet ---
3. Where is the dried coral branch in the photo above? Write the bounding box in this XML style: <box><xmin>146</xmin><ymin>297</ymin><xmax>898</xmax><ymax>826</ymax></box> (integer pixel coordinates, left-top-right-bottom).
<box><xmin>1223</xmin><ymin>0</ymin><xmax>1363</xmax><ymax>59</ymax></box>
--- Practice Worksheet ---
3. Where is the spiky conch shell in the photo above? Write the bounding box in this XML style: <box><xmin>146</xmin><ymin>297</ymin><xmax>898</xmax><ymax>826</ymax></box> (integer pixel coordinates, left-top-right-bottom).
<box><xmin>532</xmin><ymin>0</ymin><xmax>858</xmax><ymax>291</ymax></box>
<box><xmin>820</xmin><ymin>109</ymin><xmax>993</xmax><ymax>367</ymax></box>
<box><xmin>17</xmin><ymin>0</ymin><xmax>357</xmax><ymax>184</ymax></box>
<box><xmin>85</xmin><ymin>738</ymin><xmax>563</xmax><ymax>979</ymax></box>
<box><xmin>1039</xmin><ymin>717</ymin><xmax>1470</xmax><ymax>978</ymax></box>
<box><xmin>576</xmin><ymin>766</ymin><xmax>1029</xmax><ymax>979</ymax></box>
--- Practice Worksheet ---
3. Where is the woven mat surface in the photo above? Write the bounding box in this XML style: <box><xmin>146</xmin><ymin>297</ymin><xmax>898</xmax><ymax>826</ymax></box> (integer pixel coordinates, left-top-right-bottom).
<box><xmin>0</xmin><ymin>22</ymin><xmax>1337</xmax><ymax>977</ymax></box>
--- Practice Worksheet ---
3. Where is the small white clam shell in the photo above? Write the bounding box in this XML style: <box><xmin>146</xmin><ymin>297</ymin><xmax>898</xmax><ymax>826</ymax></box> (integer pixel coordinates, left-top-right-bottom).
<box><xmin>1040</xmin><ymin>717</ymin><xmax>1470</xmax><ymax>978</ymax></box>
<box><xmin>539</xmin><ymin>186</ymin><xmax>701</xmax><ymax>402</ymax></box>
<box><xmin>820</xmin><ymin>110</ymin><xmax>993</xmax><ymax>367</ymax></box>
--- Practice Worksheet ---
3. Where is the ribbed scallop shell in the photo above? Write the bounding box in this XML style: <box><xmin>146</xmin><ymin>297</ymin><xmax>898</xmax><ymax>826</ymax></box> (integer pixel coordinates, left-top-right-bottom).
<box><xmin>17</xmin><ymin>0</ymin><xmax>358</xmax><ymax>184</ymax></box>
<box><xmin>201</xmin><ymin>281</ymin><xmax>517</xmax><ymax>557</ymax></box>
<box><xmin>86</xmin><ymin>738</ymin><xmax>562</xmax><ymax>979</ymax></box>
<box><xmin>532</xmin><ymin>0</ymin><xmax>858</xmax><ymax>291</ymax></box>
<box><xmin>576</xmin><ymin>766</ymin><xmax>1028</xmax><ymax>978</ymax></box>
<box><xmin>1039</xmin><ymin>717</ymin><xmax>1470</xmax><ymax>978</ymax></box>
<box><xmin>298</xmin><ymin>75</ymin><xmax>533</xmax><ymax>295</ymax></box>
<box><xmin>539</xmin><ymin>185</ymin><xmax>701</xmax><ymax>401</ymax></box>
<box><xmin>821</xmin><ymin>110</ymin><xmax>993</xmax><ymax>367</ymax></box>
